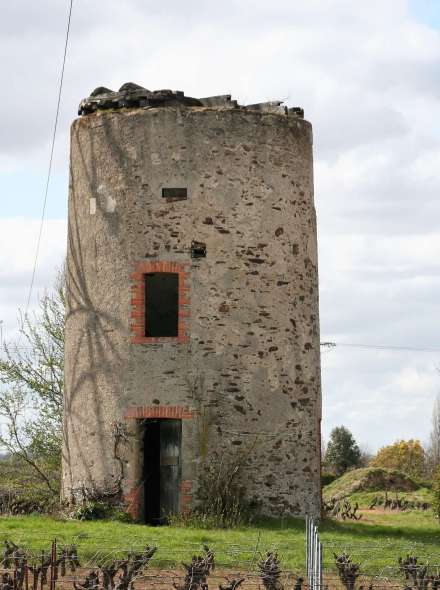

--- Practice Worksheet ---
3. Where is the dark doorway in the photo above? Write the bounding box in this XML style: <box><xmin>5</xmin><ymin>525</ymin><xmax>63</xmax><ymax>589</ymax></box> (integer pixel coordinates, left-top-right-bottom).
<box><xmin>143</xmin><ymin>419</ymin><xmax>182</xmax><ymax>524</ymax></box>
<box><xmin>144</xmin><ymin>273</ymin><xmax>179</xmax><ymax>337</ymax></box>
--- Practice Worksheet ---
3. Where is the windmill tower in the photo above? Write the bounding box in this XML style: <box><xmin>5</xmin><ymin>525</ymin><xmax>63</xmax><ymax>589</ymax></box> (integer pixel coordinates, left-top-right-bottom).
<box><xmin>63</xmin><ymin>84</ymin><xmax>322</xmax><ymax>522</ymax></box>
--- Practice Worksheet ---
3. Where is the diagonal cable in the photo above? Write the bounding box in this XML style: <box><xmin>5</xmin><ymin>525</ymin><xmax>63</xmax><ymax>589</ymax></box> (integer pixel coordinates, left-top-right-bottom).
<box><xmin>25</xmin><ymin>0</ymin><xmax>74</xmax><ymax>316</ymax></box>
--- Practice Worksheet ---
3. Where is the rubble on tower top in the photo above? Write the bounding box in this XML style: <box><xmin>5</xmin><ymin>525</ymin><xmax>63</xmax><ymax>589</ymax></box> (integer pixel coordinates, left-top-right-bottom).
<box><xmin>78</xmin><ymin>83</ymin><xmax>304</xmax><ymax>118</ymax></box>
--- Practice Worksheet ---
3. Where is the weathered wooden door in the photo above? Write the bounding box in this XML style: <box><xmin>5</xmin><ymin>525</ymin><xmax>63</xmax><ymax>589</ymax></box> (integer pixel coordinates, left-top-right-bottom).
<box><xmin>143</xmin><ymin>419</ymin><xmax>181</xmax><ymax>524</ymax></box>
<box><xmin>159</xmin><ymin>419</ymin><xmax>181</xmax><ymax>519</ymax></box>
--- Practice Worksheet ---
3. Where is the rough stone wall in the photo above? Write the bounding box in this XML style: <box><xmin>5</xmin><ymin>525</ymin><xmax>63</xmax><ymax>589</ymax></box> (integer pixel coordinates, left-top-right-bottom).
<box><xmin>63</xmin><ymin>103</ymin><xmax>321</xmax><ymax>518</ymax></box>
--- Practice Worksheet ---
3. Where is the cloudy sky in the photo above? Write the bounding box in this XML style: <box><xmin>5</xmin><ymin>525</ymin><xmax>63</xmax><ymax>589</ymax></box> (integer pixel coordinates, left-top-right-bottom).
<box><xmin>1</xmin><ymin>0</ymin><xmax>439</xmax><ymax>452</ymax></box>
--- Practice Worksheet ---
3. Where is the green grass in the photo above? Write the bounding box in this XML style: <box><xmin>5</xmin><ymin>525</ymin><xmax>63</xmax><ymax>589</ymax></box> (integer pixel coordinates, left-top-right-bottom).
<box><xmin>319</xmin><ymin>510</ymin><xmax>440</xmax><ymax>572</ymax></box>
<box><xmin>0</xmin><ymin>511</ymin><xmax>439</xmax><ymax>574</ymax></box>
<box><xmin>0</xmin><ymin>515</ymin><xmax>304</xmax><ymax>571</ymax></box>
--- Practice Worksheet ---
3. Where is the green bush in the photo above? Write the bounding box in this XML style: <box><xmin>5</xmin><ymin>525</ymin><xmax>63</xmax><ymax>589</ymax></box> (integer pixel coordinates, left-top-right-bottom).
<box><xmin>170</xmin><ymin>446</ymin><xmax>260</xmax><ymax>529</ymax></box>
<box><xmin>192</xmin><ymin>449</ymin><xmax>259</xmax><ymax>528</ymax></box>
<box><xmin>73</xmin><ymin>500</ymin><xmax>111</xmax><ymax>521</ymax></box>
<box><xmin>432</xmin><ymin>466</ymin><xmax>440</xmax><ymax>521</ymax></box>
<box><xmin>111</xmin><ymin>508</ymin><xmax>133</xmax><ymax>523</ymax></box>
<box><xmin>72</xmin><ymin>499</ymin><xmax>134</xmax><ymax>522</ymax></box>
<box><xmin>322</xmin><ymin>472</ymin><xmax>337</xmax><ymax>487</ymax></box>
<box><xmin>413</xmin><ymin>478</ymin><xmax>433</xmax><ymax>490</ymax></box>
<box><xmin>0</xmin><ymin>487</ymin><xmax>58</xmax><ymax>515</ymax></box>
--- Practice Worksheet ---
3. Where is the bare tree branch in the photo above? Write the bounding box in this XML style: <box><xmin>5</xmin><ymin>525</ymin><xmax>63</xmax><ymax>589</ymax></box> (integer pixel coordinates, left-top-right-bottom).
<box><xmin>0</xmin><ymin>271</ymin><xmax>64</xmax><ymax>495</ymax></box>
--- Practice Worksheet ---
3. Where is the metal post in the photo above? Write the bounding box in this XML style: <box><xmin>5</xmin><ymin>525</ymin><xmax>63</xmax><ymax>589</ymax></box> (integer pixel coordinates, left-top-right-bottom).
<box><xmin>310</xmin><ymin>524</ymin><xmax>313</xmax><ymax>590</ymax></box>
<box><xmin>306</xmin><ymin>515</ymin><xmax>310</xmax><ymax>582</ymax></box>
<box><xmin>319</xmin><ymin>540</ymin><xmax>323</xmax><ymax>590</ymax></box>
<box><xmin>308</xmin><ymin>518</ymin><xmax>313</xmax><ymax>586</ymax></box>
<box><xmin>314</xmin><ymin>526</ymin><xmax>318</xmax><ymax>590</ymax></box>
<box><xmin>317</xmin><ymin>539</ymin><xmax>322</xmax><ymax>590</ymax></box>
<box><xmin>306</xmin><ymin>516</ymin><xmax>324</xmax><ymax>590</ymax></box>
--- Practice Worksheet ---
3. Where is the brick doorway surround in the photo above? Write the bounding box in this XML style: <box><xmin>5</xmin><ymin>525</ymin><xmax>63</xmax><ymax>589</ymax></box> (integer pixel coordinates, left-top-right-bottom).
<box><xmin>124</xmin><ymin>405</ymin><xmax>194</xmax><ymax>519</ymax></box>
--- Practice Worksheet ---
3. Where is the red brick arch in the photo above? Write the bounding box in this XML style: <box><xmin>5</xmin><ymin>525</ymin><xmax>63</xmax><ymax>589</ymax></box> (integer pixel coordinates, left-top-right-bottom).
<box><xmin>124</xmin><ymin>405</ymin><xmax>193</xmax><ymax>419</ymax></box>
<box><xmin>130</xmin><ymin>260</ymin><xmax>190</xmax><ymax>344</ymax></box>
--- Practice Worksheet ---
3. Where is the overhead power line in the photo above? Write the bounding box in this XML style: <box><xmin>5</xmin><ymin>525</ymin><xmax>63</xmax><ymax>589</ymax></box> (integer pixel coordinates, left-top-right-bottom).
<box><xmin>24</xmin><ymin>0</ymin><xmax>73</xmax><ymax>316</ymax></box>
<box><xmin>2</xmin><ymin>341</ymin><xmax>440</xmax><ymax>354</ymax></box>
<box><xmin>321</xmin><ymin>342</ymin><xmax>440</xmax><ymax>353</ymax></box>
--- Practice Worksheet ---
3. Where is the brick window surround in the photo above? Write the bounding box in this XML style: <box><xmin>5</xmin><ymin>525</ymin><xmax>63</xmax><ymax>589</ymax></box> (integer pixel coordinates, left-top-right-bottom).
<box><xmin>130</xmin><ymin>261</ymin><xmax>190</xmax><ymax>344</ymax></box>
<box><xmin>124</xmin><ymin>405</ymin><xmax>193</xmax><ymax>420</ymax></box>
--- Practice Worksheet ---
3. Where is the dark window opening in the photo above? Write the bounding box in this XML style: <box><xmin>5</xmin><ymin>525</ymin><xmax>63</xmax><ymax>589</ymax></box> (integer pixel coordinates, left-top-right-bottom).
<box><xmin>162</xmin><ymin>187</ymin><xmax>187</xmax><ymax>202</ymax></box>
<box><xmin>143</xmin><ymin>419</ymin><xmax>182</xmax><ymax>525</ymax></box>
<box><xmin>145</xmin><ymin>273</ymin><xmax>179</xmax><ymax>337</ymax></box>
<box><xmin>191</xmin><ymin>241</ymin><xmax>206</xmax><ymax>259</ymax></box>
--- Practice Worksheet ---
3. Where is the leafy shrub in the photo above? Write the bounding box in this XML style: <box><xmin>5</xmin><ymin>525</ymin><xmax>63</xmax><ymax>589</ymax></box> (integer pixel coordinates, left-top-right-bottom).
<box><xmin>73</xmin><ymin>500</ymin><xmax>111</xmax><ymax>521</ymax></box>
<box><xmin>413</xmin><ymin>477</ymin><xmax>433</xmax><ymax>490</ymax></box>
<box><xmin>322</xmin><ymin>472</ymin><xmax>337</xmax><ymax>487</ymax></box>
<box><xmin>111</xmin><ymin>508</ymin><xmax>133</xmax><ymax>523</ymax></box>
<box><xmin>371</xmin><ymin>439</ymin><xmax>426</xmax><ymax>479</ymax></box>
<box><xmin>71</xmin><ymin>498</ymin><xmax>134</xmax><ymax>522</ymax></box>
<box><xmin>0</xmin><ymin>487</ymin><xmax>58</xmax><ymax>515</ymax></box>
<box><xmin>432</xmin><ymin>466</ymin><xmax>440</xmax><ymax>521</ymax></box>
<box><xmin>195</xmin><ymin>449</ymin><xmax>258</xmax><ymax>527</ymax></box>
<box><xmin>171</xmin><ymin>446</ymin><xmax>259</xmax><ymax>528</ymax></box>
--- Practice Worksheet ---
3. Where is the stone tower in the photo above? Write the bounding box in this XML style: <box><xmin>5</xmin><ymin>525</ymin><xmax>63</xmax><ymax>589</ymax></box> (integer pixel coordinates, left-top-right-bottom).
<box><xmin>63</xmin><ymin>84</ymin><xmax>321</xmax><ymax>521</ymax></box>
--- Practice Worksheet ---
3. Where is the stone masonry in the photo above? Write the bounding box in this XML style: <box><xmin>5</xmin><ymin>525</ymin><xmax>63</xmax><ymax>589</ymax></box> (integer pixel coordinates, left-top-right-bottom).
<box><xmin>63</xmin><ymin>84</ymin><xmax>322</xmax><ymax>520</ymax></box>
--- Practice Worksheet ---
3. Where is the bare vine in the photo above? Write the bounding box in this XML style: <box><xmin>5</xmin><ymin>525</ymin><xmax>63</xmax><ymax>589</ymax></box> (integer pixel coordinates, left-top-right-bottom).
<box><xmin>112</xmin><ymin>422</ymin><xmax>130</xmax><ymax>497</ymax></box>
<box><xmin>186</xmin><ymin>373</ymin><xmax>212</xmax><ymax>460</ymax></box>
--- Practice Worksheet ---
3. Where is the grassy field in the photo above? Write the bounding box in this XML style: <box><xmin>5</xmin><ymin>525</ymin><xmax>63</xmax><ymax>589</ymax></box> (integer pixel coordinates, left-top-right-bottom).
<box><xmin>0</xmin><ymin>510</ymin><xmax>439</xmax><ymax>574</ymax></box>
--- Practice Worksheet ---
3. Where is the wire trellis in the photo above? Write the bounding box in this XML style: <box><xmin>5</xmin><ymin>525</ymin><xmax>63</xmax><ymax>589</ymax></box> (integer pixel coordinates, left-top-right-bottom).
<box><xmin>0</xmin><ymin>536</ymin><xmax>305</xmax><ymax>590</ymax></box>
<box><xmin>0</xmin><ymin>519</ymin><xmax>439</xmax><ymax>590</ymax></box>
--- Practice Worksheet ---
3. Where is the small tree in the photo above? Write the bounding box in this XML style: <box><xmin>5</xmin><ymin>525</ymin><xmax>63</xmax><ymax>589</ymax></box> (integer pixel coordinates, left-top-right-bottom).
<box><xmin>358</xmin><ymin>444</ymin><xmax>373</xmax><ymax>468</ymax></box>
<box><xmin>426</xmin><ymin>394</ymin><xmax>440</xmax><ymax>477</ymax></box>
<box><xmin>0</xmin><ymin>272</ymin><xmax>64</xmax><ymax>495</ymax></box>
<box><xmin>370</xmin><ymin>439</ymin><xmax>425</xmax><ymax>480</ymax></box>
<box><xmin>324</xmin><ymin>426</ymin><xmax>361</xmax><ymax>476</ymax></box>
<box><xmin>432</xmin><ymin>465</ymin><xmax>440</xmax><ymax>521</ymax></box>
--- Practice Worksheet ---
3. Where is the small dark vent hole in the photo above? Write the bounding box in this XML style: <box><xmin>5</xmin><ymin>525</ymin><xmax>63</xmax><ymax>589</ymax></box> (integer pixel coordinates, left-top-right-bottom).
<box><xmin>162</xmin><ymin>187</ymin><xmax>187</xmax><ymax>202</ymax></box>
<box><xmin>191</xmin><ymin>241</ymin><xmax>206</xmax><ymax>258</ymax></box>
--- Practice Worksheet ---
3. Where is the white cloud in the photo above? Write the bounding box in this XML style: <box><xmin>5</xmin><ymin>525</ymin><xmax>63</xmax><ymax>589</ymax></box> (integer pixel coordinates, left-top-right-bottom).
<box><xmin>1</xmin><ymin>0</ymin><xmax>440</xmax><ymax>449</ymax></box>
<box><xmin>0</xmin><ymin>219</ymin><xmax>67</xmax><ymax>343</ymax></box>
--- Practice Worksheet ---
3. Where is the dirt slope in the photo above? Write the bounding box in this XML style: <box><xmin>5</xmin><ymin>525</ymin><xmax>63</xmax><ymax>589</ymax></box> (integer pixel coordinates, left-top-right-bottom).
<box><xmin>323</xmin><ymin>467</ymin><xmax>419</xmax><ymax>500</ymax></box>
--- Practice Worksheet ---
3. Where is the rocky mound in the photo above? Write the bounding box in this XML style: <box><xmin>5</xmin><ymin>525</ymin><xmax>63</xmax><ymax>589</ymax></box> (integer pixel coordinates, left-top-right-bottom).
<box><xmin>323</xmin><ymin>467</ymin><xmax>419</xmax><ymax>500</ymax></box>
